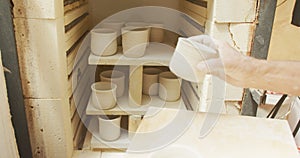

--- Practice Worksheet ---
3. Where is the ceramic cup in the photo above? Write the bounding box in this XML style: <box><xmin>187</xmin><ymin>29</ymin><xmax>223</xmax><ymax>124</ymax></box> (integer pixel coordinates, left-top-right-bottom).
<box><xmin>100</xmin><ymin>70</ymin><xmax>125</xmax><ymax>97</ymax></box>
<box><xmin>125</xmin><ymin>22</ymin><xmax>150</xmax><ymax>45</ymax></box>
<box><xmin>91</xmin><ymin>82</ymin><xmax>117</xmax><ymax>110</ymax></box>
<box><xmin>159</xmin><ymin>71</ymin><xmax>181</xmax><ymax>102</ymax></box>
<box><xmin>169</xmin><ymin>37</ymin><xmax>218</xmax><ymax>83</ymax></box>
<box><xmin>121</xmin><ymin>26</ymin><xmax>150</xmax><ymax>58</ymax></box>
<box><xmin>98</xmin><ymin>115</ymin><xmax>121</xmax><ymax>141</ymax></box>
<box><xmin>99</xmin><ymin>22</ymin><xmax>124</xmax><ymax>46</ymax></box>
<box><xmin>143</xmin><ymin>68</ymin><xmax>162</xmax><ymax>95</ymax></box>
<box><xmin>149</xmin><ymin>23</ymin><xmax>164</xmax><ymax>43</ymax></box>
<box><xmin>91</xmin><ymin>28</ymin><xmax>118</xmax><ymax>56</ymax></box>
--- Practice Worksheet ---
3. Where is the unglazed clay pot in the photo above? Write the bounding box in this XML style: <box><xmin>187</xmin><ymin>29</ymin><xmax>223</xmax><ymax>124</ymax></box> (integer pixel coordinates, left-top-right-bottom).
<box><xmin>98</xmin><ymin>115</ymin><xmax>121</xmax><ymax>141</ymax></box>
<box><xmin>125</xmin><ymin>22</ymin><xmax>150</xmax><ymax>45</ymax></box>
<box><xmin>100</xmin><ymin>70</ymin><xmax>125</xmax><ymax>97</ymax></box>
<box><xmin>143</xmin><ymin>68</ymin><xmax>162</xmax><ymax>95</ymax></box>
<box><xmin>159</xmin><ymin>71</ymin><xmax>181</xmax><ymax>102</ymax></box>
<box><xmin>169</xmin><ymin>37</ymin><xmax>217</xmax><ymax>83</ymax></box>
<box><xmin>121</xmin><ymin>26</ymin><xmax>150</xmax><ymax>58</ymax></box>
<box><xmin>91</xmin><ymin>28</ymin><xmax>117</xmax><ymax>56</ymax></box>
<box><xmin>91</xmin><ymin>82</ymin><xmax>117</xmax><ymax>110</ymax></box>
<box><xmin>149</xmin><ymin>23</ymin><xmax>164</xmax><ymax>43</ymax></box>
<box><xmin>99</xmin><ymin>22</ymin><xmax>124</xmax><ymax>46</ymax></box>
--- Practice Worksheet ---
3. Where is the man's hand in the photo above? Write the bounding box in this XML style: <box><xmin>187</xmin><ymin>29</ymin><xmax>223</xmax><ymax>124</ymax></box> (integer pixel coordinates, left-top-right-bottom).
<box><xmin>189</xmin><ymin>35</ymin><xmax>254</xmax><ymax>87</ymax></box>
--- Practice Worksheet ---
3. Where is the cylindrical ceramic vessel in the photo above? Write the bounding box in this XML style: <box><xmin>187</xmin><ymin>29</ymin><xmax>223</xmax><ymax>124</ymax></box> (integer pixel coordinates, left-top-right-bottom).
<box><xmin>91</xmin><ymin>82</ymin><xmax>117</xmax><ymax>110</ymax></box>
<box><xmin>159</xmin><ymin>71</ymin><xmax>181</xmax><ymax>102</ymax></box>
<box><xmin>143</xmin><ymin>68</ymin><xmax>162</xmax><ymax>95</ymax></box>
<box><xmin>91</xmin><ymin>28</ymin><xmax>118</xmax><ymax>56</ymax></box>
<box><xmin>125</xmin><ymin>22</ymin><xmax>150</xmax><ymax>45</ymax></box>
<box><xmin>169</xmin><ymin>37</ymin><xmax>217</xmax><ymax>83</ymax></box>
<box><xmin>98</xmin><ymin>115</ymin><xmax>121</xmax><ymax>141</ymax></box>
<box><xmin>121</xmin><ymin>26</ymin><xmax>150</xmax><ymax>58</ymax></box>
<box><xmin>150</xmin><ymin>23</ymin><xmax>164</xmax><ymax>43</ymax></box>
<box><xmin>99</xmin><ymin>22</ymin><xmax>124</xmax><ymax>46</ymax></box>
<box><xmin>100</xmin><ymin>70</ymin><xmax>125</xmax><ymax>97</ymax></box>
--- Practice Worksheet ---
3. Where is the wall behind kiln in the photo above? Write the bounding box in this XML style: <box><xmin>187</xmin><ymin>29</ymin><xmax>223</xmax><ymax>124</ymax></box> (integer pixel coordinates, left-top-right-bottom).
<box><xmin>268</xmin><ymin>0</ymin><xmax>300</xmax><ymax>61</ymax></box>
<box><xmin>88</xmin><ymin>0</ymin><xmax>180</xmax><ymax>27</ymax></box>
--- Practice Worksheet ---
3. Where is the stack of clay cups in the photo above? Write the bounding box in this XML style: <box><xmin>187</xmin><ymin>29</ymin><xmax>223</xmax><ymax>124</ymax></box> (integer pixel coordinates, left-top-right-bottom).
<box><xmin>91</xmin><ymin>82</ymin><xmax>117</xmax><ymax>110</ymax></box>
<box><xmin>122</xmin><ymin>25</ymin><xmax>150</xmax><ymax>58</ymax></box>
<box><xmin>99</xmin><ymin>22</ymin><xmax>124</xmax><ymax>46</ymax></box>
<box><xmin>91</xmin><ymin>28</ymin><xmax>118</xmax><ymax>56</ymax></box>
<box><xmin>98</xmin><ymin>115</ymin><xmax>121</xmax><ymax>141</ymax></box>
<box><xmin>100</xmin><ymin>70</ymin><xmax>125</xmax><ymax>98</ymax></box>
<box><xmin>142</xmin><ymin>67</ymin><xmax>162</xmax><ymax>96</ymax></box>
<box><xmin>158</xmin><ymin>71</ymin><xmax>181</xmax><ymax>102</ymax></box>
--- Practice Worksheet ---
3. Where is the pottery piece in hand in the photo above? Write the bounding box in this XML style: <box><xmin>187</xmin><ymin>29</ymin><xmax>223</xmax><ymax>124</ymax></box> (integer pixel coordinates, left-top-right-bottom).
<box><xmin>169</xmin><ymin>37</ymin><xmax>217</xmax><ymax>83</ymax></box>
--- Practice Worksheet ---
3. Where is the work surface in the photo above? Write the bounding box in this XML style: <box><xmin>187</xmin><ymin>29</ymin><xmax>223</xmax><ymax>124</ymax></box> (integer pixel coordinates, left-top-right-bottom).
<box><xmin>125</xmin><ymin>107</ymin><xmax>299</xmax><ymax>158</ymax></box>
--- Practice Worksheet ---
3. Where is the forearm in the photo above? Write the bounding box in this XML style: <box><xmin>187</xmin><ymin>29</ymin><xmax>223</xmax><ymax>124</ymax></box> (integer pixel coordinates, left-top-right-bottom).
<box><xmin>190</xmin><ymin>36</ymin><xmax>300</xmax><ymax>96</ymax></box>
<box><xmin>245</xmin><ymin>58</ymin><xmax>300</xmax><ymax>96</ymax></box>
